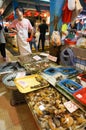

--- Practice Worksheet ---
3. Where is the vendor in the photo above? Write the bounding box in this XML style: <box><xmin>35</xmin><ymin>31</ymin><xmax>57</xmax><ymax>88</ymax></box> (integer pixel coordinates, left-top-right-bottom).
<box><xmin>9</xmin><ymin>6</ymin><xmax>33</xmax><ymax>55</ymax></box>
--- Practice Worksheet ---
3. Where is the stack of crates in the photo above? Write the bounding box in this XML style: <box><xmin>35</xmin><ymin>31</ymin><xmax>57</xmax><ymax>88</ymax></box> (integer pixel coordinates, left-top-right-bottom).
<box><xmin>72</xmin><ymin>47</ymin><xmax>86</xmax><ymax>71</ymax></box>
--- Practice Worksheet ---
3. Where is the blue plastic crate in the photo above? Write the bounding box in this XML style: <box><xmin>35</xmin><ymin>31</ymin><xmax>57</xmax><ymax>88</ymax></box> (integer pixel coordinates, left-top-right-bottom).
<box><xmin>58</xmin><ymin>67</ymin><xmax>78</xmax><ymax>75</ymax></box>
<box><xmin>74</xmin><ymin>57</ymin><xmax>86</xmax><ymax>66</ymax></box>
<box><xmin>58</xmin><ymin>79</ymin><xmax>82</xmax><ymax>94</ymax></box>
<box><xmin>44</xmin><ymin>67</ymin><xmax>60</xmax><ymax>75</ymax></box>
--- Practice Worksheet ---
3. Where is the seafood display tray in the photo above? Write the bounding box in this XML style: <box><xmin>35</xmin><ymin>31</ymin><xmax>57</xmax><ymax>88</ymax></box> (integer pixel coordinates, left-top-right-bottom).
<box><xmin>17</xmin><ymin>54</ymin><xmax>35</xmax><ymax>64</ymax></box>
<box><xmin>58</xmin><ymin>79</ymin><xmax>83</xmax><ymax>94</ymax></box>
<box><xmin>17</xmin><ymin>53</ymin><xmax>48</xmax><ymax>65</ymax></box>
<box><xmin>23</xmin><ymin>60</ymin><xmax>51</xmax><ymax>74</ymax></box>
<box><xmin>55</xmin><ymin>83</ymin><xmax>86</xmax><ymax>112</ymax></box>
<box><xmin>26</xmin><ymin>86</ymin><xmax>86</xmax><ymax>130</ymax></box>
<box><xmin>43</xmin><ymin>66</ymin><xmax>82</xmax><ymax>78</ymax></box>
<box><xmin>14</xmin><ymin>74</ymin><xmax>49</xmax><ymax>93</ymax></box>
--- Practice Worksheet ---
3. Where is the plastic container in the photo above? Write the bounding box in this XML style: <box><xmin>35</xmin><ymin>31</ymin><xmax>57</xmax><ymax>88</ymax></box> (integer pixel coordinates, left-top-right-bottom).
<box><xmin>78</xmin><ymin>73</ymin><xmax>86</xmax><ymax>82</ymax></box>
<box><xmin>58</xmin><ymin>79</ymin><xmax>82</xmax><ymax>94</ymax></box>
<box><xmin>44</xmin><ymin>67</ymin><xmax>60</xmax><ymax>75</ymax></box>
<box><xmin>14</xmin><ymin>74</ymin><xmax>49</xmax><ymax>93</ymax></box>
<box><xmin>58</xmin><ymin>67</ymin><xmax>78</xmax><ymax>75</ymax></box>
<box><xmin>64</xmin><ymin>38</ymin><xmax>76</xmax><ymax>45</ymax></box>
<box><xmin>73</xmin><ymin>88</ymin><xmax>86</xmax><ymax>105</ymax></box>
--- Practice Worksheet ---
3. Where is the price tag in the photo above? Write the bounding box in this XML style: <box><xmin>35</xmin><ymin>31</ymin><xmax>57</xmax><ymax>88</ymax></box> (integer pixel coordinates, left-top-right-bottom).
<box><xmin>76</xmin><ymin>94</ymin><xmax>82</xmax><ymax>98</ymax></box>
<box><xmin>48</xmin><ymin>54</ymin><xmax>57</xmax><ymax>62</ymax></box>
<box><xmin>17</xmin><ymin>80</ymin><xmax>28</xmax><ymax>88</ymax></box>
<box><xmin>40</xmin><ymin>52</ymin><xmax>49</xmax><ymax>57</ymax></box>
<box><xmin>64</xmin><ymin>101</ymin><xmax>78</xmax><ymax>113</ymax></box>
<box><xmin>33</xmin><ymin>55</ymin><xmax>42</xmax><ymax>61</ymax></box>
<box><xmin>16</xmin><ymin>71</ymin><xmax>26</xmax><ymax>78</ymax></box>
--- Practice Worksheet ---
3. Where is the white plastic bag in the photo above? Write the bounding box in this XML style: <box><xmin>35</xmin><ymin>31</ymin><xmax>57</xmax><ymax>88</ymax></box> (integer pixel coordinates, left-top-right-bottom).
<box><xmin>75</xmin><ymin>0</ymin><xmax>82</xmax><ymax>11</ymax></box>
<box><xmin>76</xmin><ymin>37</ymin><xmax>86</xmax><ymax>48</ymax></box>
<box><xmin>68</xmin><ymin>0</ymin><xmax>75</xmax><ymax>10</ymax></box>
<box><xmin>71</xmin><ymin>0</ymin><xmax>82</xmax><ymax>21</ymax></box>
<box><xmin>51</xmin><ymin>31</ymin><xmax>61</xmax><ymax>46</ymax></box>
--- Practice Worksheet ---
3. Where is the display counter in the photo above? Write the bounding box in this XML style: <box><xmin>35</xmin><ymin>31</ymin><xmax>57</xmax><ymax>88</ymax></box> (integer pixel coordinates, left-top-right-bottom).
<box><xmin>26</xmin><ymin>86</ymin><xmax>86</xmax><ymax>130</ymax></box>
<box><xmin>0</xmin><ymin>52</ymin><xmax>86</xmax><ymax>130</ymax></box>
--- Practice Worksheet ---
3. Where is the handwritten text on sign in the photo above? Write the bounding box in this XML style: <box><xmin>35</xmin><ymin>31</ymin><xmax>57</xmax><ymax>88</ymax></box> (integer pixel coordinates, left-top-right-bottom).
<box><xmin>64</xmin><ymin>101</ymin><xmax>78</xmax><ymax>113</ymax></box>
<box><xmin>48</xmin><ymin>55</ymin><xmax>57</xmax><ymax>62</ymax></box>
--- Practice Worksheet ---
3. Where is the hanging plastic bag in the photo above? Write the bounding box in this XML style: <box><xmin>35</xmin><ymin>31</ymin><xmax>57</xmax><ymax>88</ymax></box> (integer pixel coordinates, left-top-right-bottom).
<box><xmin>76</xmin><ymin>37</ymin><xmax>86</xmax><ymax>48</ymax></box>
<box><xmin>60</xmin><ymin>47</ymin><xmax>75</xmax><ymax>66</ymax></box>
<box><xmin>62</xmin><ymin>0</ymin><xmax>73</xmax><ymax>23</ymax></box>
<box><xmin>68</xmin><ymin>0</ymin><xmax>75</xmax><ymax>10</ymax></box>
<box><xmin>71</xmin><ymin>0</ymin><xmax>82</xmax><ymax>21</ymax></box>
<box><xmin>61</xmin><ymin>23</ymin><xmax>68</xmax><ymax>40</ymax></box>
<box><xmin>75</xmin><ymin>0</ymin><xmax>82</xmax><ymax>11</ymax></box>
<box><xmin>51</xmin><ymin>31</ymin><xmax>61</xmax><ymax>46</ymax></box>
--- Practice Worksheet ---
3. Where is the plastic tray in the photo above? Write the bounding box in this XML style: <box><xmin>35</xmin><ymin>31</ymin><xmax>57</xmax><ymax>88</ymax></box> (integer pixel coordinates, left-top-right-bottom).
<box><xmin>58</xmin><ymin>79</ymin><xmax>82</xmax><ymax>94</ymax></box>
<box><xmin>44</xmin><ymin>67</ymin><xmax>60</xmax><ymax>75</ymax></box>
<box><xmin>73</xmin><ymin>88</ymin><xmax>86</xmax><ymax>105</ymax></box>
<box><xmin>24</xmin><ymin>60</ymin><xmax>51</xmax><ymax>74</ymax></box>
<box><xmin>78</xmin><ymin>73</ymin><xmax>86</xmax><ymax>82</ymax></box>
<box><xmin>17</xmin><ymin>54</ymin><xmax>35</xmax><ymax>64</ymax></box>
<box><xmin>14</xmin><ymin>74</ymin><xmax>49</xmax><ymax>93</ymax></box>
<box><xmin>58</xmin><ymin>67</ymin><xmax>78</xmax><ymax>75</ymax></box>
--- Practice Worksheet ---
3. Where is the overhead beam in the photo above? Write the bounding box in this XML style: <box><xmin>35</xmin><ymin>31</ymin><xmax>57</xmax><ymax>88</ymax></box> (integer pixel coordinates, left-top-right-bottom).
<box><xmin>2</xmin><ymin>0</ymin><xmax>50</xmax><ymax>18</ymax></box>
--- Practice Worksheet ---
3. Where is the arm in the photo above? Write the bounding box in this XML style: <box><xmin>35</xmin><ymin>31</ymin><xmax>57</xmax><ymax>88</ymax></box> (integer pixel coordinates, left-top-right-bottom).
<box><xmin>27</xmin><ymin>29</ymin><xmax>33</xmax><ymax>42</ymax></box>
<box><xmin>8</xmin><ymin>19</ymin><xmax>17</xmax><ymax>34</ymax></box>
<box><xmin>27</xmin><ymin>20</ymin><xmax>34</xmax><ymax>42</ymax></box>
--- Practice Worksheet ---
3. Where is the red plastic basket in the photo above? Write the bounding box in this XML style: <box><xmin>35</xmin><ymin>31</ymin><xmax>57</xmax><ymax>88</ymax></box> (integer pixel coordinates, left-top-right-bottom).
<box><xmin>78</xmin><ymin>73</ymin><xmax>86</xmax><ymax>82</ymax></box>
<box><xmin>64</xmin><ymin>38</ymin><xmax>76</xmax><ymax>45</ymax></box>
<box><xmin>73</xmin><ymin>88</ymin><xmax>86</xmax><ymax>105</ymax></box>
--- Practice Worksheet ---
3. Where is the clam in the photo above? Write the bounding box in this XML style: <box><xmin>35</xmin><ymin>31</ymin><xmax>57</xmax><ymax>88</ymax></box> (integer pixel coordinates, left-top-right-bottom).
<box><xmin>41</xmin><ymin>121</ymin><xmax>50</xmax><ymax>130</ymax></box>
<box><xmin>61</xmin><ymin>115</ymin><xmax>74</xmax><ymax>128</ymax></box>
<box><xmin>55</xmin><ymin>127</ymin><xmax>64</xmax><ymax>130</ymax></box>
<box><xmin>48</xmin><ymin>118</ymin><xmax>57</xmax><ymax>130</ymax></box>
<box><xmin>53</xmin><ymin>117</ymin><xmax>61</xmax><ymax>127</ymax></box>
<box><xmin>76</xmin><ymin>117</ymin><xmax>86</xmax><ymax>125</ymax></box>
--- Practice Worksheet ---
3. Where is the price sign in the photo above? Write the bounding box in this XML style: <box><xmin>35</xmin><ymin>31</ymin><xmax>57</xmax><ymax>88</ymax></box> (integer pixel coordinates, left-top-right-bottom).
<box><xmin>33</xmin><ymin>55</ymin><xmax>42</xmax><ymax>61</ymax></box>
<box><xmin>16</xmin><ymin>71</ymin><xmax>26</xmax><ymax>78</ymax></box>
<box><xmin>48</xmin><ymin>54</ymin><xmax>57</xmax><ymax>62</ymax></box>
<box><xmin>64</xmin><ymin>101</ymin><xmax>78</xmax><ymax>113</ymax></box>
<box><xmin>17</xmin><ymin>80</ymin><xmax>28</xmax><ymax>88</ymax></box>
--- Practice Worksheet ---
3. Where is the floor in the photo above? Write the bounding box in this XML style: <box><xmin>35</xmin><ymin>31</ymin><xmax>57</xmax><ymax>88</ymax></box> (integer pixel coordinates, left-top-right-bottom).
<box><xmin>0</xmin><ymin>50</ymin><xmax>39</xmax><ymax>130</ymax></box>
<box><xmin>6</xmin><ymin>41</ymin><xmax>49</xmax><ymax>56</ymax></box>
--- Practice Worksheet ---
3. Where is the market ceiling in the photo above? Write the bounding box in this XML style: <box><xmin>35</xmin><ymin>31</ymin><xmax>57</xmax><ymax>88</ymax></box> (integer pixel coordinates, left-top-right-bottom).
<box><xmin>1</xmin><ymin>0</ymin><xmax>50</xmax><ymax>18</ymax></box>
<box><xmin>1</xmin><ymin>0</ymin><xmax>86</xmax><ymax>19</ymax></box>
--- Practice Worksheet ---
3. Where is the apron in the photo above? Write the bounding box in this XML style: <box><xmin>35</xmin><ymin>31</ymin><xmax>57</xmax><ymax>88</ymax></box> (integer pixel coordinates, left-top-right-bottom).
<box><xmin>16</xmin><ymin>21</ymin><xmax>32</xmax><ymax>55</ymax></box>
